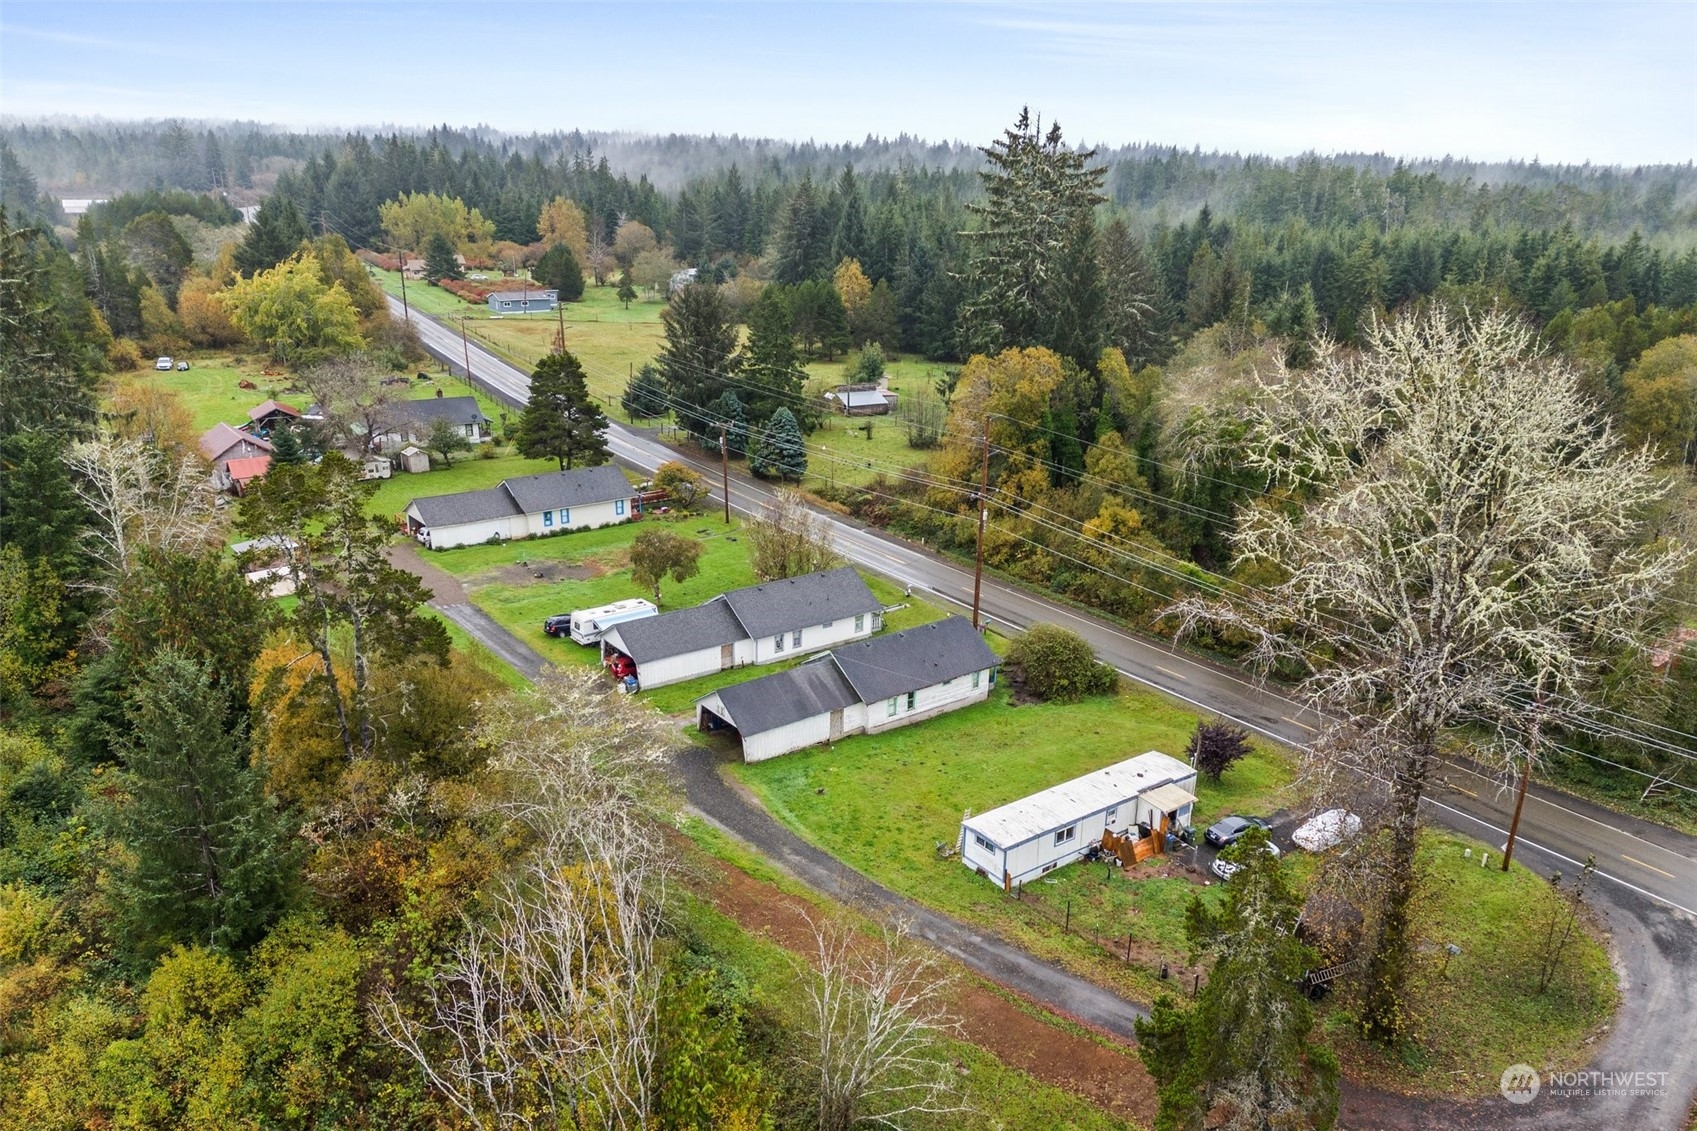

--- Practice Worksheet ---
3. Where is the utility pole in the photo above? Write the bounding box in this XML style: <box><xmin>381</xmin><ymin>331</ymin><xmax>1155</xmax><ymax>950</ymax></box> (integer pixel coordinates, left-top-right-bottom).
<box><xmin>397</xmin><ymin>252</ymin><xmax>411</xmax><ymax>325</ymax></box>
<box><xmin>718</xmin><ymin>421</ymin><xmax>731</xmax><ymax>525</ymax></box>
<box><xmin>459</xmin><ymin>316</ymin><xmax>473</xmax><ymax>384</ymax></box>
<box><xmin>1502</xmin><ymin>686</ymin><xmax>1543</xmax><ymax>871</ymax></box>
<box><xmin>971</xmin><ymin>424</ymin><xmax>990</xmax><ymax>630</ymax></box>
<box><xmin>555</xmin><ymin>291</ymin><xmax>568</xmax><ymax>355</ymax></box>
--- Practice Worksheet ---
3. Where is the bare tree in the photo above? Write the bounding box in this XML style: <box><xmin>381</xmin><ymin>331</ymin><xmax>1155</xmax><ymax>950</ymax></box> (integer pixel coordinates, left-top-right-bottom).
<box><xmin>300</xmin><ymin>353</ymin><xmax>399</xmax><ymax>453</ymax></box>
<box><xmin>747</xmin><ymin>489</ymin><xmax>843</xmax><ymax>581</ymax></box>
<box><xmin>797</xmin><ymin>911</ymin><xmax>964</xmax><ymax>1131</ymax></box>
<box><xmin>1169</xmin><ymin>306</ymin><xmax>1691</xmax><ymax>1040</ymax></box>
<box><xmin>374</xmin><ymin>670</ymin><xmax>677</xmax><ymax>1130</ymax></box>
<box><xmin>64</xmin><ymin>432</ymin><xmax>222</xmax><ymax>594</ymax></box>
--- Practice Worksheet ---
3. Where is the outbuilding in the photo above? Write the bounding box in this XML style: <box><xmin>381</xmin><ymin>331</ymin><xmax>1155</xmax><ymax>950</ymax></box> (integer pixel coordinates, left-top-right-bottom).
<box><xmin>959</xmin><ymin>751</ymin><xmax>1199</xmax><ymax>891</ymax></box>
<box><xmin>600</xmin><ymin>567</ymin><xmax>882</xmax><ymax>690</ymax></box>
<box><xmin>405</xmin><ymin>464</ymin><xmax>635</xmax><ymax>549</ymax></box>
<box><xmin>486</xmin><ymin>289</ymin><xmax>559</xmax><ymax>314</ymax></box>
<box><xmin>695</xmin><ymin>615</ymin><xmax>999</xmax><ymax>761</ymax></box>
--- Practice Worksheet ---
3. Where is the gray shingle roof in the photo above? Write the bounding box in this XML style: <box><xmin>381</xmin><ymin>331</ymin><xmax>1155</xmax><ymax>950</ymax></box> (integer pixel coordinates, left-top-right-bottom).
<box><xmin>395</xmin><ymin>396</ymin><xmax>489</xmax><ymax>428</ymax></box>
<box><xmin>606</xmin><ymin>598</ymin><xmax>745</xmax><ymax>662</ymax></box>
<box><xmin>489</xmin><ymin>290</ymin><xmax>558</xmax><ymax>303</ymax></box>
<box><xmin>711</xmin><ymin>657</ymin><xmax>860</xmax><ymax>736</ymax></box>
<box><xmin>501</xmin><ymin>465</ymin><xmax>631</xmax><ymax>514</ymax></box>
<box><xmin>831</xmin><ymin>615</ymin><xmax>999</xmax><ymax>704</ymax></box>
<box><xmin>407</xmin><ymin>485</ymin><xmax>518</xmax><ymax>527</ymax></box>
<box><xmin>720</xmin><ymin>567</ymin><xmax>880</xmax><ymax>640</ymax></box>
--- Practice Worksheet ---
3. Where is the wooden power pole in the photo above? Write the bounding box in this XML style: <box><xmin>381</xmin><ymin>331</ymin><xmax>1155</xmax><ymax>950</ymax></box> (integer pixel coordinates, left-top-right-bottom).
<box><xmin>718</xmin><ymin>422</ymin><xmax>731</xmax><ymax>525</ymax></box>
<box><xmin>459</xmin><ymin>316</ymin><xmax>473</xmax><ymax>383</ymax></box>
<box><xmin>971</xmin><ymin>425</ymin><xmax>990</xmax><ymax>630</ymax></box>
<box><xmin>397</xmin><ymin>252</ymin><xmax>411</xmax><ymax>325</ymax></box>
<box><xmin>1502</xmin><ymin>688</ymin><xmax>1543</xmax><ymax>871</ymax></box>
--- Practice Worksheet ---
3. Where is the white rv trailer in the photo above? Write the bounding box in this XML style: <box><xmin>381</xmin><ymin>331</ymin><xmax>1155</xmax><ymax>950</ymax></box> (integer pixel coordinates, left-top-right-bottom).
<box><xmin>570</xmin><ymin>599</ymin><xmax>660</xmax><ymax>645</ymax></box>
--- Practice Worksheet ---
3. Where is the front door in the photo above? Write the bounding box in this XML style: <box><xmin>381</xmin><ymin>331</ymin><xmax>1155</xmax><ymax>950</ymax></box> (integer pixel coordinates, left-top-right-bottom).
<box><xmin>829</xmin><ymin>709</ymin><xmax>843</xmax><ymax>740</ymax></box>
<box><xmin>720</xmin><ymin>643</ymin><xmax>733</xmax><ymax>670</ymax></box>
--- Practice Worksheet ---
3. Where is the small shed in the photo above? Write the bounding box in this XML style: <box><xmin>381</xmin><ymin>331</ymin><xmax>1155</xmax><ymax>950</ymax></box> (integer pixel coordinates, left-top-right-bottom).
<box><xmin>959</xmin><ymin>751</ymin><xmax>1198</xmax><ymax>890</ymax></box>
<box><xmin>224</xmin><ymin>455</ymin><xmax>271</xmax><ymax>495</ymax></box>
<box><xmin>396</xmin><ymin>446</ymin><xmax>430</xmax><ymax>474</ymax></box>
<box><xmin>825</xmin><ymin>386</ymin><xmax>897</xmax><ymax>416</ymax></box>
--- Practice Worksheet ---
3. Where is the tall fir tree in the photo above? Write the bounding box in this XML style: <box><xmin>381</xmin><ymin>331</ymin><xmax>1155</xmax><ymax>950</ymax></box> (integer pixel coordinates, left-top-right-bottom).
<box><xmin>772</xmin><ymin>175</ymin><xmax>830</xmax><ymax>284</ymax></box>
<box><xmin>423</xmin><ymin>231</ymin><xmax>463</xmax><ymax>282</ymax></box>
<box><xmin>751</xmin><ymin>406</ymin><xmax>807</xmax><ymax>482</ymax></box>
<box><xmin>740</xmin><ymin>285</ymin><xmax>811</xmax><ymax>429</ymax></box>
<box><xmin>233</xmin><ymin>195</ymin><xmax>308</xmax><ymax>277</ymax></box>
<box><xmin>658</xmin><ymin>281</ymin><xmax>741</xmax><ymax>442</ymax></box>
<box><xmin>515</xmin><ymin>350</ymin><xmax>611</xmax><ymax>470</ymax></box>
<box><xmin>535</xmin><ymin>240</ymin><xmax>585</xmax><ymax>301</ymax></box>
<box><xmin>621</xmin><ymin>363</ymin><xmax>669</xmax><ymax>420</ymax></box>
<box><xmin>110</xmin><ymin>649</ymin><xmax>299</xmax><ymax>955</ymax></box>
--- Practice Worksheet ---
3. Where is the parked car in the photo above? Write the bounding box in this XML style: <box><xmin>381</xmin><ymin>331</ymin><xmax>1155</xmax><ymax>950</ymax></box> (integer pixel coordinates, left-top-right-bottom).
<box><xmin>155</xmin><ymin>356</ymin><xmax>173</xmax><ymax>371</ymax></box>
<box><xmin>605</xmin><ymin>653</ymin><xmax>636</xmax><ymax>680</ymax></box>
<box><xmin>1204</xmin><ymin>814</ymin><xmax>1271</xmax><ymax>848</ymax></box>
<box><xmin>543</xmin><ymin>614</ymin><xmax>573</xmax><ymax>637</ymax></box>
<box><xmin>1292</xmin><ymin>809</ymin><xmax>1361</xmax><ymax>852</ymax></box>
<box><xmin>175</xmin><ymin>360</ymin><xmax>190</xmax><ymax>371</ymax></box>
<box><xmin>1211</xmin><ymin>838</ymin><xmax>1281</xmax><ymax>880</ymax></box>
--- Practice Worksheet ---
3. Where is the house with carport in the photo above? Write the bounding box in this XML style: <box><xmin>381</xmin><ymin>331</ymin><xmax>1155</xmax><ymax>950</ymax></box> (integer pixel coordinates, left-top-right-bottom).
<box><xmin>695</xmin><ymin>615</ymin><xmax>999</xmax><ymax>762</ymax></box>
<box><xmin>599</xmin><ymin>567</ymin><xmax>882</xmax><ymax>689</ymax></box>
<box><xmin>959</xmin><ymin>751</ymin><xmax>1198</xmax><ymax>891</ymax></box>
<box><xmin>405</xmin><ymin>464</ymin><xmax>635</xmax><ymax>549</ymax></box>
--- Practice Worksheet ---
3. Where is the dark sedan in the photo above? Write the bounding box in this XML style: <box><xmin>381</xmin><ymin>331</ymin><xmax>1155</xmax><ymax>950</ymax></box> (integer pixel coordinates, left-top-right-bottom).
<box><xmin>1204</xmin><ymin>814</ymin><xmax>1271</xmax><ymax>848</ymax></box>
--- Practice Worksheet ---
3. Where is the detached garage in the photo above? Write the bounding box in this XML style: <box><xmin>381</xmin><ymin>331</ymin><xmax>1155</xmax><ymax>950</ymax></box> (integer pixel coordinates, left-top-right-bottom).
<box><xmin>959</xmin><ymin>751</ymin><xmax>1198</xmax><ymax>891</ymax></box>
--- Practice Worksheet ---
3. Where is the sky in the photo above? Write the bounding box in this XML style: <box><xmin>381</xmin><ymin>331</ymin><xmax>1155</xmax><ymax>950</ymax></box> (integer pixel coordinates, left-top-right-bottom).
<box><xmin>2</xmin><ymin>1</ymin><xmax>1693</xmax><ymax>166</ymax></box>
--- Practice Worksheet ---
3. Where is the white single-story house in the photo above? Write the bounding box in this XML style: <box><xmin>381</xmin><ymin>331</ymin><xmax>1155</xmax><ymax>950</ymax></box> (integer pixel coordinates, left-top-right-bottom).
<box><xmin>404</xmin><ymin>464</ymin><xmax>635</xmax><ymax>550</ymax></box>
<box><xmin>600</xmin><ymin>567</ymin><xmax>883</xmax><ymax>690</ymax></box>
<box><xmin>695</xmin><ymin>615</ymin><xmax>1000</xmax><ymax>762</ymax></box>
<box><xmin>959</xmin><ymin>751</ymin><xmax>1199</xmax><ymax>891</ymax></box>
<box><xmin>376</xmin><ymin>396</ymin><xmax>493</xmax><ymax>451</ymax></box>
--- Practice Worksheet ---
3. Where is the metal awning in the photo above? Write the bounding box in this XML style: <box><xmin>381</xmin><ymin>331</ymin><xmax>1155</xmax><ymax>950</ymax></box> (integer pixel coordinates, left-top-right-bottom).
<box><xmin>1143</xmin><ymin>782</ymin><xmax>1197</xmax><ymax>813</ymax></box>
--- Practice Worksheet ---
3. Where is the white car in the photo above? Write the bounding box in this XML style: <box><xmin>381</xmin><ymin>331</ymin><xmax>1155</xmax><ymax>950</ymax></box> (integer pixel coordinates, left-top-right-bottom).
<box><xmin>1211</xmin><ymin>839</ymin><xmax>1281</xmax><ymax>880</ymax></box>
<box><xmin>1291</xmin><ymin>809</ymin><xmax>1362</xmax><ymax>852</ymax></box>
<box><xmin>155</xmin><ymin>356</ymin><xmax>173</xmax><ymax>371</ymax></box>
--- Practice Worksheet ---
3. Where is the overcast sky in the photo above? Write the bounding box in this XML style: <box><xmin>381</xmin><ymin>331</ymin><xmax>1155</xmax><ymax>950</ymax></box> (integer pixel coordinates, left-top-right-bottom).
<box><xmin>2</xmin><ymin>1</ymin><xmax>1693</xmax><ymax>165</ymax></box>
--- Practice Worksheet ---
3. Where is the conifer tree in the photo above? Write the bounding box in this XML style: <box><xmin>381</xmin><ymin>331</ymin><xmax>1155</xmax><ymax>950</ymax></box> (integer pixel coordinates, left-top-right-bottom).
<box><xmin>515</xmin><ymin>350</ymin><xmax>610</xmax><ymax>470</ymax></box>
<box><xmin>535</xmin><ymin>240</ymin><xmax>585</xmax><ymax>301</ymax></box>
<box><xmin>617</xmin><ymin>270</ymin><xmax>637</xmax><ymax>309</ymax></box>
<box><xmin>658</xmin><ymin>281</ymin><xmax>740</xmax><ymax>442</ymax></box>
<box><xmin>233</xmin><ymin>195</ymin><xmax>308</xmax><ymax>277</ymax></box>
<box><xmin>741</xmin><ymin>285</ymin><xmax>811</xmax><ymax>429</ymax></box>
<box><xmin>423</xmin><ymin>231</ymin><xmax>463</xmax><ymax>282</ymax></box>
<box><xmin>111</xmin><ymin>649</ymin><xmax>298</xmax><ymax>955</ymax></box>
<box><xmin>751</xmin><ymin>407</ymin><xmax>807</xmax><ymax>482</ymax></box>
<box><xmin>621</xmin><ymin>362</ymin><xmax>669</xmax><ymax>421</ymax></box>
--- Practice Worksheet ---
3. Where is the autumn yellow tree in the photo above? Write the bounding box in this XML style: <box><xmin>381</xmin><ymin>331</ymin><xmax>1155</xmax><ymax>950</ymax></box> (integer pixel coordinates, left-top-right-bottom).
<box><xmin>536</xmin><ymin>196</ymin><xmax>590</xmax><ymax>266</ymax></box>
<box><xmin>1620</xmin><ymin>334</ymin><xmax>1697</xmax><ymax>467</ymax></box>
<box><xmin>377</xmin><ymin>192</ymin><xmax>495</xmax><ymax>254</ymax></box>
<box><xmin>177</xmin><ymin>274</ymin><xmax>242</xmax><ymax>346</ymax></box>
<box><xmin>222</xmin><ymin>252</ymin><xmax>364</xmax><ymax>366</ymax></box>
<box><xmin>833</xmin><ymin>258</ymin><xmax>872</xmax><ymax>321</ymax></box>
<box><xmin>109</xmin><ymin>380</ymin><xmax>198</xmax><ymax>456</ymax></box>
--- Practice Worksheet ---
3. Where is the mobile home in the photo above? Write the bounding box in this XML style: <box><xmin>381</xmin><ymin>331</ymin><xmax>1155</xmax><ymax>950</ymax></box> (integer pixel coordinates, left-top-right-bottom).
<box><xmin>959</xmin><ymin>751</ymin><xmax>1198</xmax><ymax>891</ymax></box>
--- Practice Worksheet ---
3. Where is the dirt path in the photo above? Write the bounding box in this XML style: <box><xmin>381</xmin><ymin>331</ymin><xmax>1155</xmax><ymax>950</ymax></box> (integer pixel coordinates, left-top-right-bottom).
<box><xmin>690</xmin><ymin>847</ymin><xmax>1159</xmax><ymax>1126</ymax></box>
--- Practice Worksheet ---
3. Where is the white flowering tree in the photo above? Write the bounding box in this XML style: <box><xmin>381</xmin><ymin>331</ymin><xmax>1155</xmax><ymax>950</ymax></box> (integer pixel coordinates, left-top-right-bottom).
<box><xmin>1171</xmin><ymin>306</ymin><xmax>1690</xmax><ymax>1040</ymax></box>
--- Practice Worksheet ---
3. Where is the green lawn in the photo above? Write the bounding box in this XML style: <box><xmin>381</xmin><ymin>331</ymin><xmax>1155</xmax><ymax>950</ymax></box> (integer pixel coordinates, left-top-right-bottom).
<box><xmin>1323</xmin><ymin>832</ymin><xmax>1617</xmax><ymax>1097</ymax></box>
<box><xmin>725</xmin><ymin>683</ymin><xmax>1298</xmax><ymax>999</ymax></box>
<box><xmin>141</xmin><ymin>352</ymin><xmax>297</xmax><ymax>432</ymax></box>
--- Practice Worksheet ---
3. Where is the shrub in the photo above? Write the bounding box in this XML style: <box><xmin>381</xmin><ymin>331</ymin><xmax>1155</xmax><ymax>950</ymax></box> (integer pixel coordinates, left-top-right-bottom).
<box><xmin>1188</xmin><ymin>720</ymin><xmax>1253</xmax><ymax>782</ymax></box>
<box><xmin>1005</xmin><ymin>623</ymin><xmax>1117</xmax><ymax>702</ymax></box>
<box><xmin>477</xmin><ymin>442</ymin><xmax>498</xmax><ymax>460</ymax></box>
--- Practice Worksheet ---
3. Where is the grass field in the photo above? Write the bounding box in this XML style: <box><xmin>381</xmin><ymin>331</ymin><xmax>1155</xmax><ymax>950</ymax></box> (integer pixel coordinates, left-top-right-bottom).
<box><xmin>724</xmin><ymin>682</ymin><xmax>1297</xmax><ymax>999</ymax></box>
<box><xmin>1324</xmin><ymin>832</ymin><xmax>1617</xmax><ymax>1097</ymax></box>
<box><xmin>136</xmin><ymin>353</ymin><xmax>294</xmax><ymax>432</ymax></box>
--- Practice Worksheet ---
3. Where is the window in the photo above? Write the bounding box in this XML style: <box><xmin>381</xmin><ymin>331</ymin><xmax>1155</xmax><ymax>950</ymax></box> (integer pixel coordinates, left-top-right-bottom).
<box><xmin>905</xmin><ymin>691</ymin><xmax>916</xmax><ymax>710</ymax></box>
<box><xmin>792</xmin><ymin>629</ymin><xmax>803</xmax><ymax>648</ymax></box>
<box><xmin>1105</xmin><ymin>807</ymin><xmax>1118</xmax><ymax>825</ymax></box>
<box><xmin>774</xmin><ymin>633</ymin><xmax>785</xmax><ymax>653</ymax></box>
<box><xmin>886</xmin><ymin>697</ymin><xmax>898</xmax><ymax>717</ymax></box>
<box><xmin>542</xmin><ymin>510</ymin><xmax>554</xmax><ymax>528</ymax></box>
<box><xmin>823</xmin><ymin>620</ymin><xmax>833</xmax><ymax>628</ymax></box>
<box><xmin>989</xmin><ymin>667</ymin><xmax>998</xmax><ymax>686</ymax></box>
<box><xmin>973</xmin><ymin>834</ymin><xmax>997</xmax><ymax>854</ymax></box>
<box><xmin>559</xmin><ymin>507</ymin><xmax>570</xmax><ymax>525</ymax></box>
<box><xmin>1054</xmin><ymin>825</ymin><xmax>1076</xmax><ymax>846</ymax></box>
<box><xmin>614</xmin><ymin>498</ymin><xmax>626</xmax><ymax>516</ymax></box>
<box><xmin>971</xmin><ymin>670</ymin><xmax>981</xmax><ymax>689</ymax></box>
<box><xmin>854</xmin><ymin>613</ymin><xmax>865</xmax><ymax>632</ymax></box>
